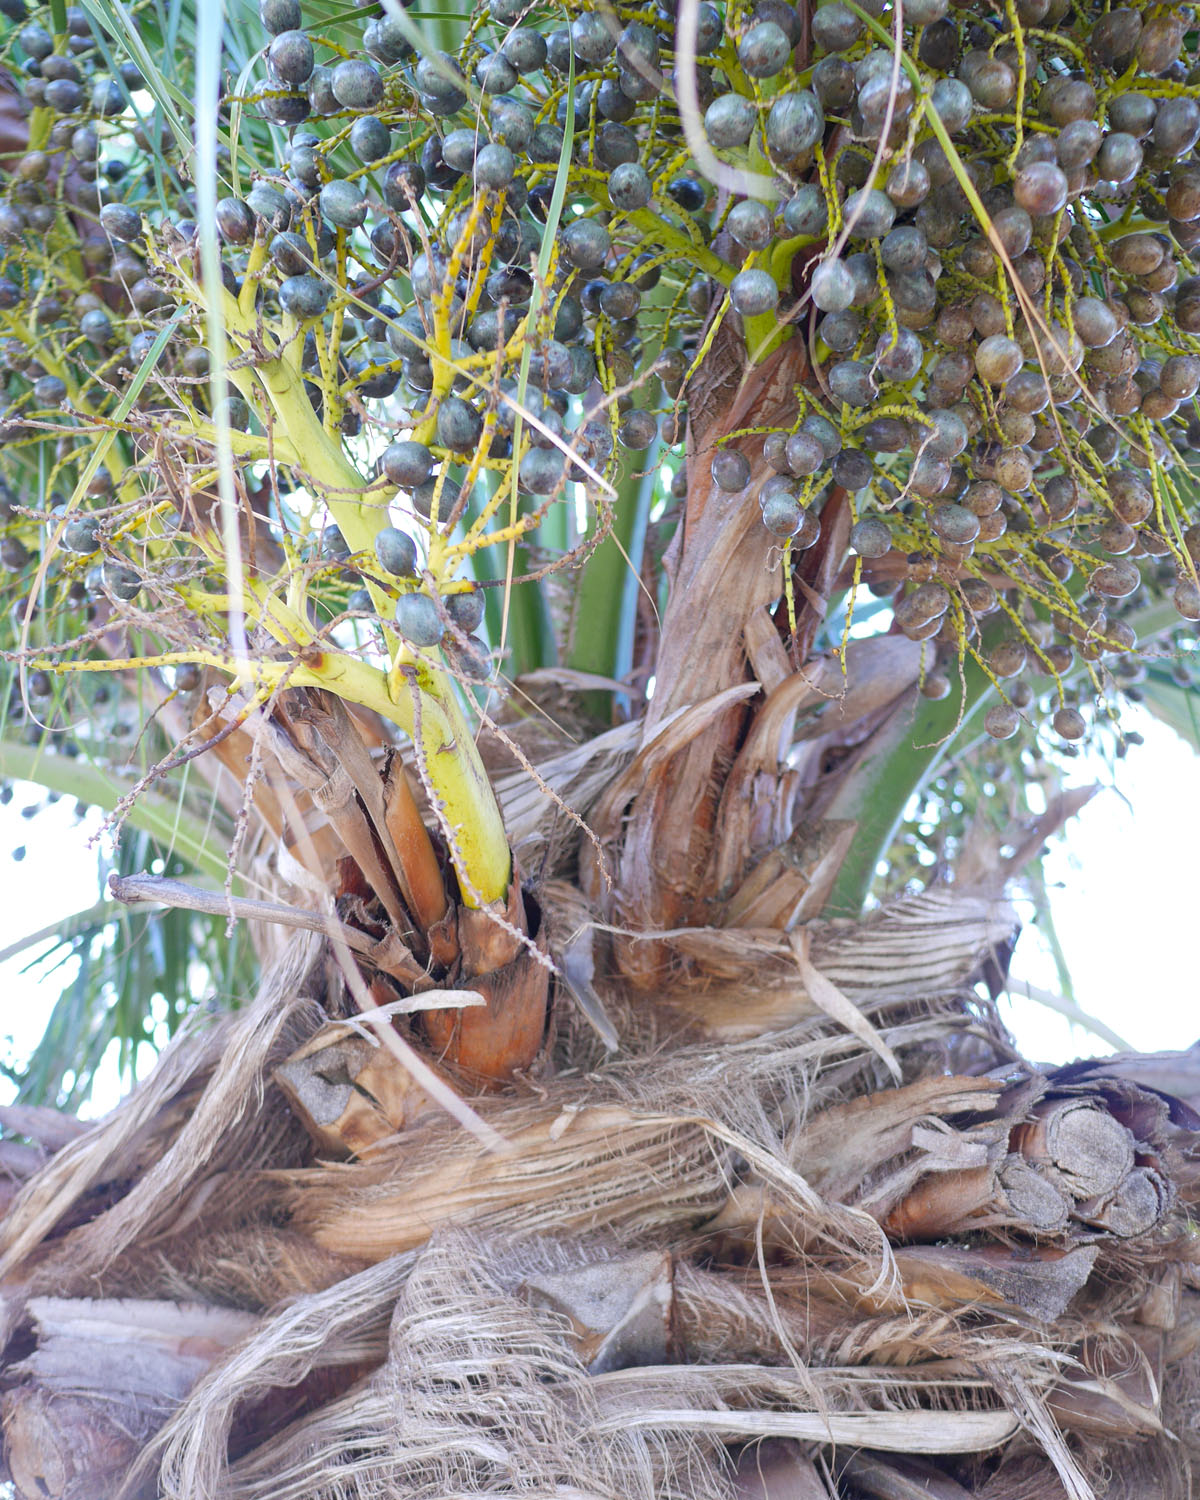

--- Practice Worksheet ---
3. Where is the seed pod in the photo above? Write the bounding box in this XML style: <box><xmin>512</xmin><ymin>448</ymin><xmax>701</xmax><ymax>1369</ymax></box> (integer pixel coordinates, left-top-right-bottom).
<box><xmin>810</xmin><ymin>259</ymin><xmax>855</xmax><ymax>313</ymax></box>
<box><xmin>99</xmin><ymin>202</ymin><xmax>142</xmax><ymax>242</ymax></box>
<box><xmin>1090</xmin><ymin>558</ymin><xmax>1141</xmax><ymax>598</ymax></box>
<box><xmin>712</xmin><ymin>450</ymin><xmax>752</xmax><ymax>492</ymax></box>
<box><xmin>849</xmin><ymin>517</ymin><xmax>891</xmax><ymax>557</ymax></box>
<box><xmin>761</xmin><ymin>491</ymin><xmax>803</xmax><ymax>537</ymax></box>
<box><xmin>1053</xmin><ymin>706</ymin><xmax>1086</xmax><ymax>740</ymax></box>
<box><xmin>376</xmin><ymin>527</ymin><xmax>418</xmax><ymax>578</ymax></box>
<box><xmin>989</xmin><ymin>639</ymin><xmax>1028</xmax><ymax>677</ymax></box>
<box><xmin>395</xmin><ymin>592</ymin><xmax>444</xmax><ymax>647</ymax></box>
<box><xmin>730</xmin><ymin>269</ymin><xmax>778</xmax><ymax>316</ymax></box>
<box><xmin>984</xmin><ymin>703</ymin><xmax>1020</xmax><ymax>739</ymax></box>
<box><xmin>893</xmin><ymin>581</ymin><xmax>950</xmax><ymax>632</ymax></box>
<box><xmin>445</xmin><ymin>587</ymin><xmax>485</xmax><ymax>633</ymax></box>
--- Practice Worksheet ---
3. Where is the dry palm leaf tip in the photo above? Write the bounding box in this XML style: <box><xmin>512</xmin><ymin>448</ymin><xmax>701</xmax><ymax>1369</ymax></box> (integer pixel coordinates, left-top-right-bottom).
<box><xmin>0</xmin><ymin>0</ymin><xmax>1199</xmax><ymax>1498</ymax></box>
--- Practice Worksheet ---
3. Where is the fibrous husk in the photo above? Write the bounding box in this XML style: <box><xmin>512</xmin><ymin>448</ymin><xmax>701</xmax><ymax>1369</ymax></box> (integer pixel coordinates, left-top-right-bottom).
<box><xmin>734</xmin><ymin>1439</ymin><xmax>834</xmax><ymax>1500</ymax></box>
<box><xmin>55</xmin><ymin>1224</ymin><xmax>371</xmax><ymax>1311</ymax></box>
<box><xmin>839</xmin><ymin>1450</ymin><xmax>974</xmax><ymax>1500</ymax></box>
<box><xmin>2</xmin><ymin>875</ymin><xmax>1198</xmax><ymax>1500</ymax></box>
<box><xmin>1046</xmin><ymin>1326</ymin><xmax>1164</xmax><ymax>1439</ymax></box>
<box><xmin>3</xmin><ymin>1386</ymin><xmax>160</xmax><ymax>1500</ymax></box>
<box><xmin>422</xmin><ymin>879</ymin><xmax>550</xmax><ymax>1084</ymax></box>
<box><xmin>134</xmin><ymin>1251</ymin><xmax>417</xmax><ymax>1500</ymax></box>
<box><xmin>267</xmin><ymin>1003</ymin><xmax>916</xmax><ymax>1275</ymax></box>
<box><xmin>273</xmin><ymin>1026</ymin><xmax>443</xmax><ymax>1158</ymax></box>
<box><xmin>1</xmin><ymin>1297</ymin><xmax>258</xmax><ymax>1500</ymax></box>
<box><xmin>144</xmin><ymin>1234</ymin><xmax>1078</xmax><ymax>1500</ymax></box>
<box><xmin>657</xmin><ymin>887</ymin><xmax>1020</xmax><ymax>1040</ymax></box>
<box><xmin>0</xmin><ymin>931</ymin><xmax>326</xmax><ymax>1291</ymax></box>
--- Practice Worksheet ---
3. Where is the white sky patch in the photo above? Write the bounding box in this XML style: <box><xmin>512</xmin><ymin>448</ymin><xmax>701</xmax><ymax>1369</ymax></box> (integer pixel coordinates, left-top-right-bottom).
<box><xmin>1003</xmin><ymin>705</ymin><xmax>1198</xmax><ymax>1065</ymax></box>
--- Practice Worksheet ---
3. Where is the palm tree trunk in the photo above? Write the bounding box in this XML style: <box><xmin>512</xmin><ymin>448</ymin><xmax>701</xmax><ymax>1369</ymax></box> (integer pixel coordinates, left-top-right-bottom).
<box><xmin>2</xmin><ymin>245</ymin><xmax>1199</xmax><ymax>1500</ymax></box>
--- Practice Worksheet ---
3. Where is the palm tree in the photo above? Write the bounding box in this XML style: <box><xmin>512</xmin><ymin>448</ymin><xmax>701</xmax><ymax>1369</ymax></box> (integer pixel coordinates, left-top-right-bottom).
<box><xmin>0</xmin><ymin>0</ymin><xmax>1198</xmax><ymax>1497</ymax></box>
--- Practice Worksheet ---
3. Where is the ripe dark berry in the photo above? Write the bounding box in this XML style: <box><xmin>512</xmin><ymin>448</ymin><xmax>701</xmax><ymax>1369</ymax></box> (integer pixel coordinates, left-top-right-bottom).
<box><xmin>103</xmin><ymin>561</ymin><xmax>142</xmax><ymax>601</ymax></box>
<box><xmin>761</xmin><ymin>490</ymin><xmax>803</xmax><ymax>536</ymax></box>
<box><xmin>519</xmin><ymin>446</ymin><xmax>565</xmax><ymax>494</ymax></box>
<box><xmin>395</xmin><ymin>592</ymin><xmax>444</xmax><ymax>647</ymax></box>
<box><xmin>268</xmin><ymin>30</ymin><xmax>314</xmax><ymax>86</ymax></box>
<box><xmin>437</xmin><ymin>396</ymin><xmax>483</xmax><ymax>455</ymax></box>
<box><xmin>729</xmin><ymin>269</ymin><xmax>778</xmax><ymax>316</ymax></box>
<box><xmin>712</xmin><ymin>450</ymin><xmax>751</xmax><ymax>492</ymax></box>
<box><xmin>475</xmin><ymin>51</ymin><xmax>518</xmax><ymax>94</ymax></box>
<box><xmin>62</xmin><ymin>516</ymin><xmax>100</xmax><ymax>554</ymax></box>
<box><xmin>705</xmin><ymin>95</ymin><xmax>757</xmax><ymax>150</ymax></box>
<box><xmin>246</xmin><ymin>183</ymin><xmax>291</xmax><ymax>230</ymax></box>
<box><xmin>474</xmin><ymin>144</ymin><xmax>516</xmax><ymax>190</ymax></box>
<box><xmin>278</xmin><ymin>275</ymin><xmax>329</xmax><ymax>319</ymax></box>
<box><xmin>810</xmin><ymin>260</ymin><xmax>854</xmax><ymax>313</ymax></box>
<box><xmin>215</xmin><ymin>196</ymin><xmax>255</xmax><ymax>244</ymax></box>
<box><xmin>561</xmin><ymin>220</ymin><xmax>611</xmax><ymax>269</ymax></box>
<box><xmin>445</xmin><ymin>587</ymin><xmax>485</xmax><ymax>633</ymax></box>
<box><xmin>609</xmin><ymin>162</ymin><xmax>651</xmax><ymax>211</ymax></box>
<box><xmin>350</xmin><ymin>115</ymin><xmax>390</xmax><ymax>163</ymax></box>
<box><xmin>850</xmin><ymin>517</ymin><xmax>891</xmax><ymax>557</ymax></box>
<box><xmin>259</xmin><ymin>0</ymin><xmax>301</xmax><ymax>33</ymax></box>
<box><xmin>738</xmin><ymin>21</ymin><xmax>791</xmax><ymax>78</ymax></box>
<box><xmin>33</xmin><ymin>375</ymin><xmax>67</xmax><ymax>406</ymax></box>
<box><xmin>618</xmin><ymin>409</ymin><xmax>657</xmax><ymax>449</ymax></box>
<box><xmin>376</xmin><ymin>527</ymin><xmax>418</xmax><ymax>577</ymax></box>
<box><xmin>667</xmin><ymin>176</ymin><xmax>707</xmax><ymax>213</ymax></box>
<box><xmin>502</xmin><ymin>29</ymin><xmax>547</xmax><ymax>74</ymax></box>
<box><xmin>99</xmin><ymin>203</ymin><xmax>142</xmax><ymax>242</ymax></box>
<box><xmin>319</xmin><ymin>180</ymin><xmax>367</xmax><ymax>229</ymax></box>
<box><xmin>331</xmin><ymin>58</ymin><xmax>383</xmax><ymax>110</ymax></box>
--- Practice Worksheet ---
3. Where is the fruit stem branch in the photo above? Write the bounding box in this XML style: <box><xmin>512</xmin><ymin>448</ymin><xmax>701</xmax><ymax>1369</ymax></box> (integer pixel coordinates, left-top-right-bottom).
<box><xmin>164</xmin><ymin>271</ymin><xmax>514</xmax><ymax>907</ymax></box>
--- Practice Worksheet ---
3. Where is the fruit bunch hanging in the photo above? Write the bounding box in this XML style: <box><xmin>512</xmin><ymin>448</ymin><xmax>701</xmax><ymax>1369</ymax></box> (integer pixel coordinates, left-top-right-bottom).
<box><xmin>0</xmin><ymin>0</ymin><xmax>1196</xmax><ymax>751</ymax></box>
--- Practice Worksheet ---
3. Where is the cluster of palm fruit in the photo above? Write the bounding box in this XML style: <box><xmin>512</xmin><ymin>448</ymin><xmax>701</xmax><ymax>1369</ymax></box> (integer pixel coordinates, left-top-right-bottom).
<box><xmin>0</xmin><ymin>0</ymin><xmax>1196</xmax><ymax>743</ymax></box>
<box><xmin>786</xmin><ymin>0</ymin><xmax>1200</xmax><ymax>739</ymax></box>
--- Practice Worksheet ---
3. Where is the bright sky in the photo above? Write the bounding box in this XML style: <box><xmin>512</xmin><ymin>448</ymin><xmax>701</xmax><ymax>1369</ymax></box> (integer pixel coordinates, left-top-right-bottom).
<box><xmin>1002</xmin><ymin>704</ymin><xmax>1199</xmax><ymax>1064</ymax></box>
<box><xmin>0</xmin><ymin>707</ymin><xmax>1195</xmax><ymax>1113</ymax></box>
